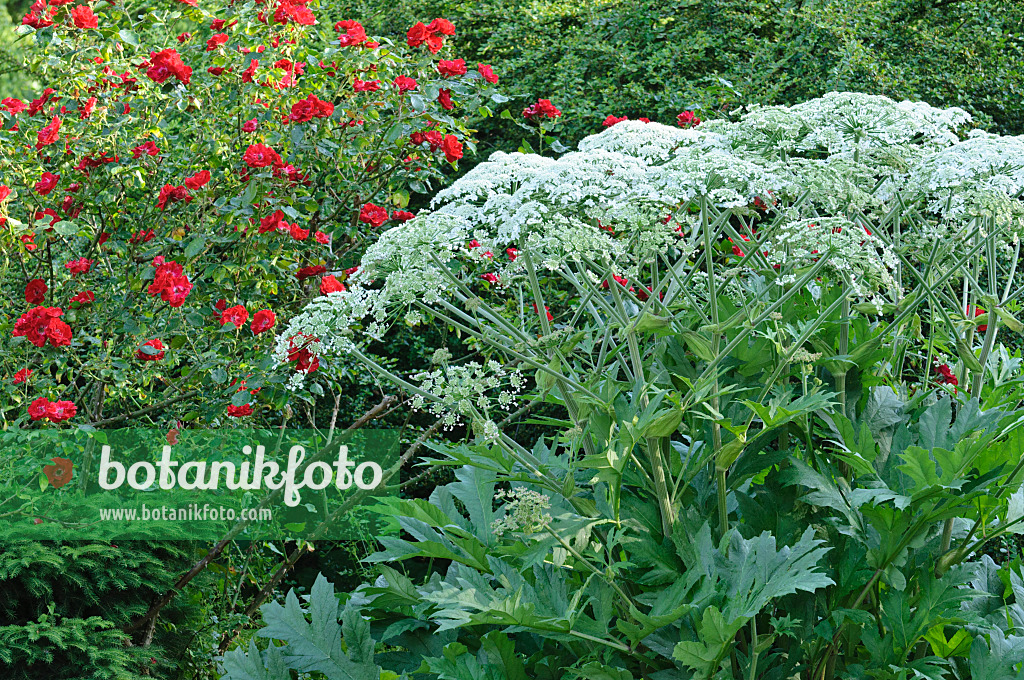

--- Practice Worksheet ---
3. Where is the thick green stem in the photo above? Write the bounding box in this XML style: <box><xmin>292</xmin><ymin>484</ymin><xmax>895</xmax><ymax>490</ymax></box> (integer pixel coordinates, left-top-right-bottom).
<box><xmin>716</xmin><ymin>465</ymin><xmax>729</xmax><ymax>540</ymax></box>
<box><xmin>836</xmin><ymin>292</ymin><xmax>851</xmax><ymax>418</ymax></box>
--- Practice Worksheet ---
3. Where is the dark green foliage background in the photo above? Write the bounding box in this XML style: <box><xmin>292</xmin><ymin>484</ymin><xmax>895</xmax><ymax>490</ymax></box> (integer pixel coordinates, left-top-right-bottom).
<box><xmin>333</xmin><ymin>0</ymin><xmax>1024</xmax><ymax>147</ymax></box>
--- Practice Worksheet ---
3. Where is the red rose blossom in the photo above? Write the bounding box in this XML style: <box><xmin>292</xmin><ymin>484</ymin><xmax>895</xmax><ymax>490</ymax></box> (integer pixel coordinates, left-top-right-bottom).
<box><xmin>64</xmin><ymin>257</ymin><xmax>93</xmax><ymax>276</ymax></box>
<box><xmin>438</xmin><ymin>59</ymin><xmax>467</xmax><ymax>76</ymax></box>
<box><xmin>147</xmin><ymin>48</ymin><xmax>192</xmax><ymax>85</ymax></box>
<box><xmin>353</xmin><ymin>78</ymin><xmax>380</xmax><ymax>92</ymax></box>
<box><xmin>320</xmin><ymin>275</ymin><xmax>345</xmax><ymax>294</ymax></box>
<box><xmin>393</xmin><ymin>75</ymin><xmax>417</xmax><ymax>93</ymax></box>
<box><xmin>70</xmin><ymin>290</ymin><xmax>94</xmax><ymax>305</ymax></box>
<box><xmin>227</xmin><ymin>403</ymin><xmax>253</xmax><ymax>417</ymax></box>
<box><xmin>220</xmin><ymin>304</ymin><xmax>249</xmax><ymax>328</ymax></box>
<box><xmin>676</xmin><ymin>110</ymin><xmax>701</xmax><ymax>128</ymax></box>
<box><xmin>442</xmin><ymin>134</ymin><xmax>463</xmax><ymax>163</ymax></box>
<box><xmin>14</xmin><ymin>306</ymin><xmax>72</xmax><ymax>348</ymax></box>
<box><xmin>36</xmin><ymin>115</ymin><xmax>61</xmax><ymax>149</ymax></box>
<box><xmin>12</xmin><ymin>368</ymin><xmax>32</xmax><ymax>385</ymax></box>
<box><xmin>523</xmin><ymin>99</ymin><xmax>561</xmax><ymax>120</ymax></box>
<box><xmin>251</xmin><ymin>309</ymin><xmax>276</xmax><ymax>334</ymax></box>
<box><xmin>477</xmin><ymin>63</ymin><xmax>498</xmax><ymax>83</ymax></box>
<box><xmin>147</xmin><ymin>258</ymin><xmax>192</xmax><ymax>307</ymax></box>
<box><xmin>359</xmin><ymin>203</ymin><xmax>388</xmax><ymax>227</ymax></box>
<box><xmin>184</xmin><ymin>170</ymin><xmax>210</xmax><ymax>190</ymax></box>
<box><xmin>296</xmin><ymin>264</ymin><xmax>326</xmax><ymax>281</ymax></box>
<box><xmin>70</xmin><ymin>5</ymin><xmax>98</xmax><ymax>29</ymax></box>
<box><xmin>243</xmin><ymin>143</ymin><xmax>282</xmax><ymax>168</ymax></box>
<box><xmin>135</xmin><ymin>338</ymin><xmax>166</xmax><ymax>361</ymax></box>
<box><xmin>25</xmin><ymin>278</ymin><xmax>47</xmax><ymax>304</ymax></box>
<box><xmin>206</xmin><ymin>33</ymin><xmax>229</xmax><ymax>51</ymax></box>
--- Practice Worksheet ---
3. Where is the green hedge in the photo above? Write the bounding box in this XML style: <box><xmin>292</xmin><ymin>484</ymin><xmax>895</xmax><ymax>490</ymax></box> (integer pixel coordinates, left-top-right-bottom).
<box><xmin>339</xmin><ymin>0</ymin><xmax>1024</xmax><ymax>150</ymax></box>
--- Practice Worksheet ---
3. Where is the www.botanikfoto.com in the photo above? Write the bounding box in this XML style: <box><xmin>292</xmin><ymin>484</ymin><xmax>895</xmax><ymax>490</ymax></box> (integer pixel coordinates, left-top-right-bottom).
<box><xmin>99</xmin><ymin>504</ymin><xmax>273</xmax><ymax>522</ymax></box>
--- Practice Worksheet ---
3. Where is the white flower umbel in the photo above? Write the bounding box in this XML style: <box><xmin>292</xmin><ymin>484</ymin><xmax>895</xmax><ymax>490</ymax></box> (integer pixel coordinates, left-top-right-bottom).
<box><xmin>908</xmin><ymin>134</ymin><xmax>1024</xmax><ymax>228</ymax></box>
<box><xmin>411</xmin><ymin>360</ymin><xmax>524</xmax><ymax>430</ymax></box>
<box><xmin>766</xmin><ymin>217</ymin><xmax>900</xmax><ymax>301</ymax></box>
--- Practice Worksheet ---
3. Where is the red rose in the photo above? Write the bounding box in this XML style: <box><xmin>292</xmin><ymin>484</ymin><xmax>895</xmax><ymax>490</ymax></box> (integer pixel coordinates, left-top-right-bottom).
<box><xmin>353</xmin><ymin>78</ymin><xmax>380</xmax><ymax>92</ymax></box>
<box><xmin>274</xmin><ymin>0</ymin><xmax>315</xmax><ymax>26</ymax></box>
<box><xmin>406</xmin><ymin>21</ymin><xmax>429</xmax><ymax>47</ymax></box>
<box><xmin>424</xmin><ymin>131</ymin><xmax>443</xmax><ymax>150</ymax></box>
<box><xmin>12</xmin><ymin>368</ymin><xmax>32</xmax><ymax>384</ymax></box>
<box><xmin>320</xmin><ymin>275</ymin><xmax>345</xmax><ymax>294</ymax></box>
<box><xmin>287</xmin><ymin>334</ymin><xmax>320</xmax><ymax>373</ymax></box>
<box><xmin>243</xmin><ymin>143</ymin><xmax>282</xmax><ymax>168</ymax></box>
<box><xmin>184</xmin><ymin>170</ymin><xmax>210</xmax><ymax>190</ymax></box>
<box><xmin>359</xmin><ymin>203</ymin><xmax>388</xmax><ymax>227</ymax></box>
<box><xmin>676</xmin><ymin>111</ymin><xmax>700</xmax><ymax>128</ymax></box>
<box><xmin>36</xmin><ymin>115</ymin><xmax>61</xmax><ymax>149</ymax></box>
<box><xmin>220</xmin><ymin>304</ymin><xmax>249</xmax><ymax>328</ymax></box>
<box><xmin>296</xmin><ymin>264</ymin><xmax>326</xmax><ymax>281</ymax></box>
<box><xmin>28</xmin><ymin>88</ymin><xmax>55</xmax><ymax>116</ymax></box>
<box><xmin>335</xmin><ymin>19</ymin><xmax>367</xmax><ymax>46</ymax></box>
<box><xmin>260</xmin><ymin>210</ymin><xmax>286</xmax><ymax>233</ymax></box>
<box><xmin>393</xmin><ymin>75</ymin><xmax>417</xmax><ymax>93</ymax></box>
<box><xmin>70</xmin><ymin>5</ymin><xmax>97</xmax><ymax>29</ymax></box>
<box><xmin>392</xmin><ymin>210</ymin><xmax>415</xmax><ymax>223</ymax></box>
<box><xmin>251</xmin><ymin>309</ymin><xmax>276</xmax><ymax>334</ymax></box>
<box><xmin>935</xmin><ymin>363</ymin><xmax>958</xmax><ymax>386</ymax></box>
<box><xmin>242</xmin><ymin>118</ymin><xmax>258</xmax><ymax>132</ymax></box>
<box><xmin>64</xmin><ymin>257</ymin><xmax>93</xmax><ymax>276</ymax></box>
<box><xmin>70</xmin><ymin>290</ymin><xmax>94</xmax><ymax>306</ymax></box>
<box><xmin>132</xmin><ymin>141</ymin><xmax>160</xmax><ymax>158</ymax></box>
<box><xmin>1</xmin><ymin>97</ymin><xmax>26</xmax><ymax>114</ymax></box>
<box><xmin>36</xmin><ymin>208</ymin><xmax>59</xmax><ymax>228</ymax></box>
<box><xmin>438</xmin><ymin>59</ymin><xmax>467</xmax><ymax>76</ymax></box>
<box><xmin>25</xmin><ymin>278</ymin><xmax>47</xmax><ymax>304</ymax></box>
<box><xmin>147</xmin><ymin>258</ymin><xmax>192</xmax><ymax>307</ymax></box>
<box><xmin>506</xmin><ymin>247</ymin><xmax>518</xmax><ymax>261</ymax></box>
<box><xmin>477</xmin><ymin>63</ymin><xmax>498</xmax><ymax>84</ymax></box>
<box><xmin>481</xmin><ymin>272</ymin><xmax>499</xmax><ymax>283</ymax></box>
<box><xmin>206</xmin><ymin>33</ymin><xmax>229</xmax><ymax>50</ymax></box>
<box><xmin>603</xmin><ymin>115</ymin><xmax>628</xmax><ymax>127</ymax></box>
<box><xmin>48</xmin><ymin>401</ymin><xmax>76</xmax><ymax>423</ymax></box>
<box><xmin>129</xmin><ymin>229</ymin><xmax>155</xmax><ymax>244</ymax></box>
<box><xmin>442</xmin><ymin>134</ymin><xmax>463</xmax><ymax>163</ymax></box>
<box><xmin>29</xmin><ymin>397</ymin><xmax>50</xmax><ymax>420</ymax></box>
<box><xmin>314</xmin><ymin>231</ymin><xmax>330</xmax><ymax>244</ymax></box>
<box><xmin>135</xmin><ymin>338</ymin><xmax>166</xmax><ymax>361</ymax></box>
<box><xmin>227</xmin><ymin>403</ymin><xmax>254</xmax><ymax>417</ymax></box>
<box><xmin>43</xmin><ymin>457</ymin><xmax>74</xmax><ymax>485</ymax></box>
<box><xmin>523</xmin><ymin>99</ymin><xmax>561</xmax><ymax>120</ymax></box>
<box><xmin>13</xmin><ymin>307</ymin><xmax>73</xmax><ymax>348</ymax></box>
<box><xmin>79</xmin><ymin>97</ymin><xmax>96</xmax><ymax>119</ymax></box>
<box><xmin>427</xmin><ymin>18</ymin><xmax>455</xmax><ymax>35</ymax></box>
<box><xmin>241</xmin><ymin>58</ymin><xmax>258</xmax><ymax>83</ymax></box>
<box><xmin>289</xmin><ymin>223</ymin><xmax>309</xmax><ymax>240</ymax></box>
<box><xmin>147</xmin><ymin>49</ymin><xmax>192</xmax><ymax>85</ymax></box>
<box><xmin>156</xmin><ymin>184</ymin><xmax>191</xmax><ymax>210</ymax></box>
<box><xmin>437</xmin><ymin>88</ymin><xmax>453</xmax><ymax>110</ymax></box>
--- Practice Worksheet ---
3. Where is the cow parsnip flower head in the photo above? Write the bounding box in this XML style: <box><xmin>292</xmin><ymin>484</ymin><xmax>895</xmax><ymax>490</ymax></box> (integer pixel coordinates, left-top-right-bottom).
<box><xmin>280</xmin><ymin>92</ymin><xmax>1020</xmax><ymax>398</ymax></box>
<box><xmin>907</xmin><ymin>134</ymin><xmax>1024</xmax><ymax>228</ymax></box>
<box><xmin>766</xmin><ymin>217</ymin><xmax>900</xmax><ymax>301</ymax></box>
<box><xmin>705</xmin><ymin>92</ymin><xmax>970</xmax><ymax>160</ymax></box>
<box><xmin>576</xmin><ymin>119</ymin><xmax>727</xmax><ymax>161</ymax></box>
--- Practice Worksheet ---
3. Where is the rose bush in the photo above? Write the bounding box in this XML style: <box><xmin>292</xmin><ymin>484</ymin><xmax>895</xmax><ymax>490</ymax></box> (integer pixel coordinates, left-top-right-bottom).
<box><xmin>0</xmin><ymin>0</ymin><xmax>504</xmax><ymax>432</ymax></box>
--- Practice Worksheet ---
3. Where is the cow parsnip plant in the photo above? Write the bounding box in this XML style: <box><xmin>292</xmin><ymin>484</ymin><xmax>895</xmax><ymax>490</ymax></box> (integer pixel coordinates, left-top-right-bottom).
<box><xmin>241</xmin><ymin>92</ymin><xmax>1024</xmax><ymax>678</ymax></box>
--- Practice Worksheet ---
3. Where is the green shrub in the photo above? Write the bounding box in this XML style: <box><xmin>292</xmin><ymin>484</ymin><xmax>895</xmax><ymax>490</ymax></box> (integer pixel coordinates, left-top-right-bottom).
<box><xmin>338</xmin><ymin>0</ymin><xmax>1024</xmax><ymax>149</ymax></box>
